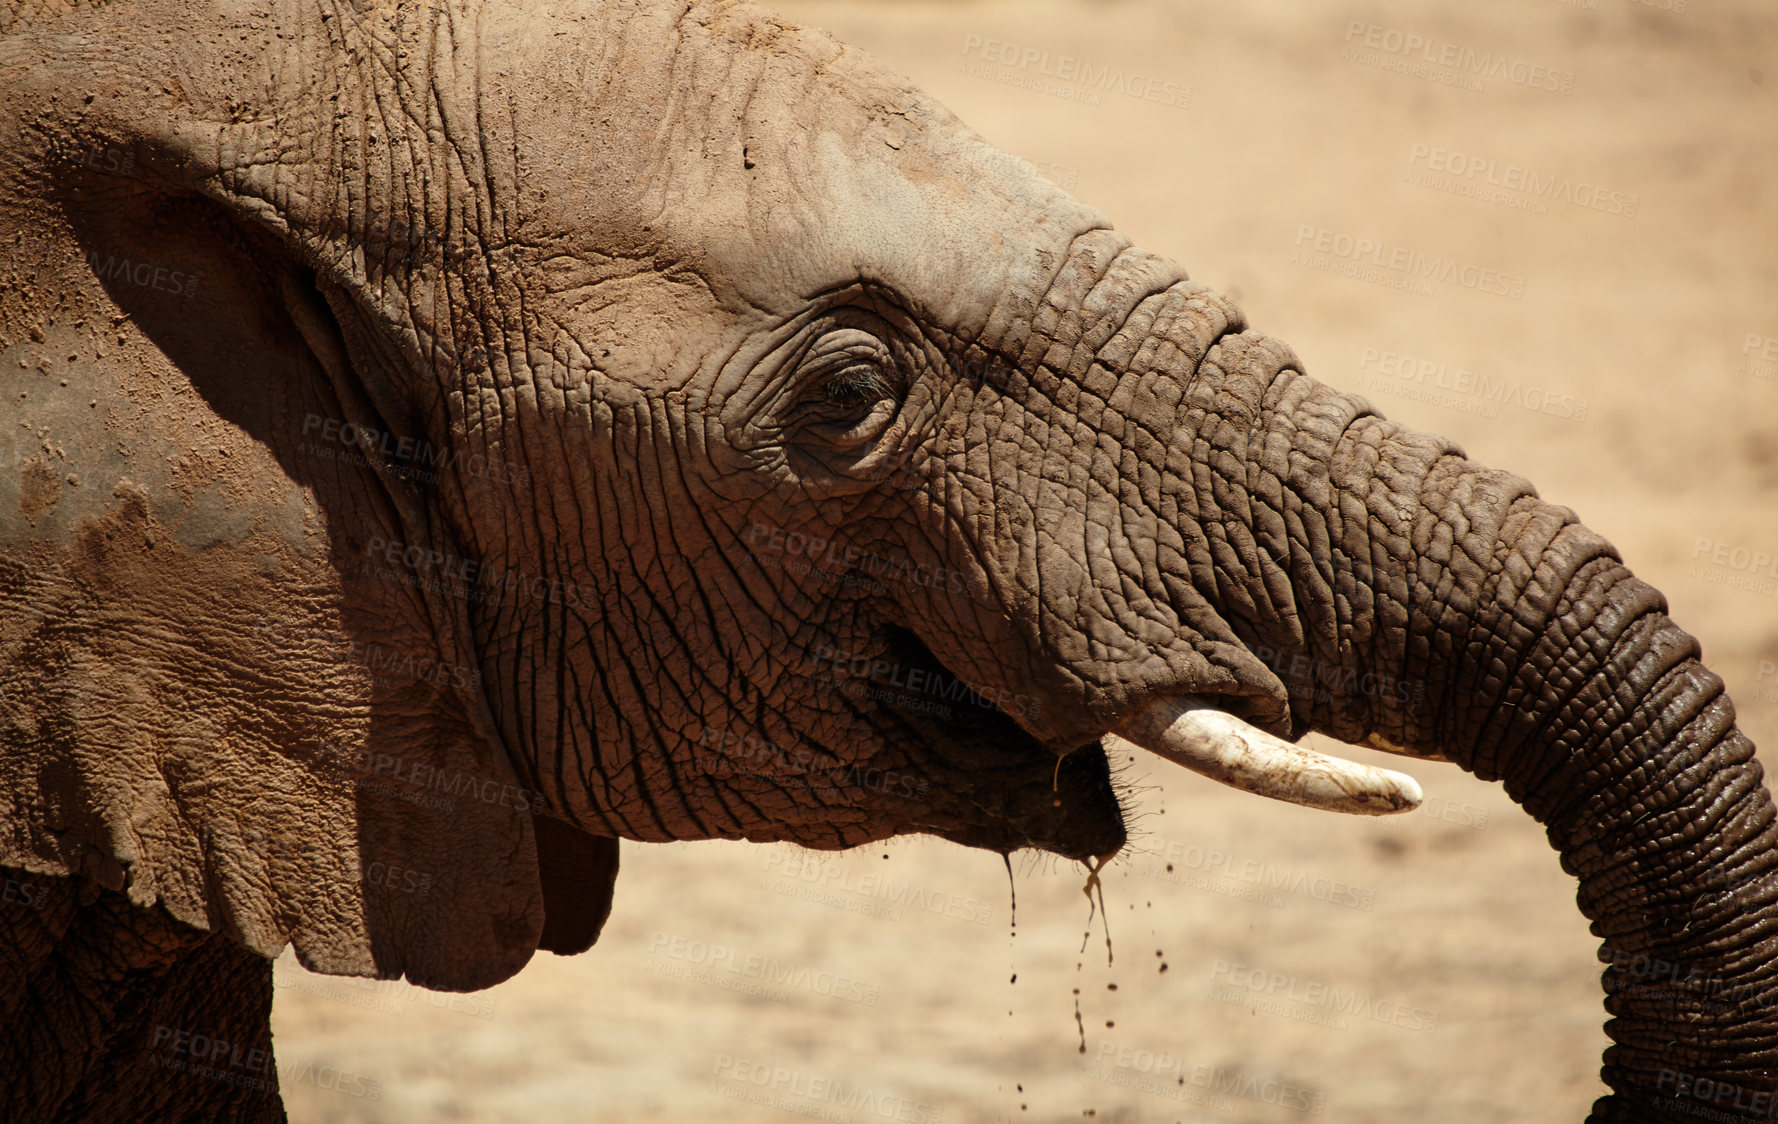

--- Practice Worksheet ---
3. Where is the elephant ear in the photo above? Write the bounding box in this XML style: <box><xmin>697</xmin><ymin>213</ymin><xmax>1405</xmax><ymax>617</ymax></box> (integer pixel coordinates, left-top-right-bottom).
<box><xmin>534</xmin><ymin>817</ymin><xmax>621</xmax><ymax>956</ymax></box>
<box><xmin>0</xmin><ymin>12</ymin><xmax>617</xmax><ymax>988</ymax></box>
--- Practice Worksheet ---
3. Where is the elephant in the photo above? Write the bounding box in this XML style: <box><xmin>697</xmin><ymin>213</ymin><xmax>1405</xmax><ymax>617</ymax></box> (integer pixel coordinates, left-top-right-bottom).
<box><xmin>0</xmin><ymin>0</ymin><xmax>1773</xmax><ymax>1119</ymax></box>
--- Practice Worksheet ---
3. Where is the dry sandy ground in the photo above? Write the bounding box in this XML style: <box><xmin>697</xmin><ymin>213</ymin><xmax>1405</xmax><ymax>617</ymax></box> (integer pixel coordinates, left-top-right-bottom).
<box><xmin>270</xmin><ymin>1</ymin><xmax>1778</xmax><ymax>1121</ymax></box>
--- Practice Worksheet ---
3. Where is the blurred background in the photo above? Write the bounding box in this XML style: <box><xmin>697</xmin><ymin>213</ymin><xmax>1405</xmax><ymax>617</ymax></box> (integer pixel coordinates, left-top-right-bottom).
<box><xmin>272</xmin><ymin>1</ymin><xmax>1778</xmax><ymax>1120</ymax></box>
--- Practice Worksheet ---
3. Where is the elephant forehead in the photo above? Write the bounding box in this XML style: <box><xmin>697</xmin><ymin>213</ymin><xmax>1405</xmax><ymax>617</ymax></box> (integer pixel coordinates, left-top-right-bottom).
<box><xmin>497</xmin><ymin>0</ymin><xmax>1105</xmax><ymax>343</ymax></box>
<box><xmin>693</xmin><ymin>130</ymin><xmax>1104</xmax><ymax>327</ymax></box>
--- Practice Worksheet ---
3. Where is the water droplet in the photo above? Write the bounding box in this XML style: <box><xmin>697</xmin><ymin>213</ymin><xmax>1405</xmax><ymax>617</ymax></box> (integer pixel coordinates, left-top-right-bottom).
<box><xmin>1003</xmin><ymin>853</ymin><xmax>1017</xmax><ymax>936</ymax></box>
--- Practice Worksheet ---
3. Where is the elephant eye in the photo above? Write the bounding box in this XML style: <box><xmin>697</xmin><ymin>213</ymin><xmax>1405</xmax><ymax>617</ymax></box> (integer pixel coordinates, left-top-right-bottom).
<box><xmin>793</xmin><ymin>332</ymin><xmax>904</xmax><ymax>448</ymax></box>
<box><xmin>807</xmin><ymin>366</ymin><xmax>899</xmax><ymax>447</ymax></box>
<box><xmin>823</xmin><ymin>365</ymin><xmax>896</xmax><ymax>408</ymax></box>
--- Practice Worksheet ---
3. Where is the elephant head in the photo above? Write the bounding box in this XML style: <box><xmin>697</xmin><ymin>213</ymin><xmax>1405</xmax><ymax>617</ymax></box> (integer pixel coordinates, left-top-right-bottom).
<box><xmin>0</xmin><ymin>0</ymin><xmax>1772</xmax><ymax>1118</ymax></box>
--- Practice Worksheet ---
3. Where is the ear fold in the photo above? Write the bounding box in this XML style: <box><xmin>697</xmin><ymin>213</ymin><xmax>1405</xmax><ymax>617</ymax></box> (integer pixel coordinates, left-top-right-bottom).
<box><xmin>533</xmin><ymin>816</ymin><xmax>620</xmax><ymax>956</ymax></box>
<box><xmin>0</xmin><ymin>6</ymin><xmax>614</xmax><ymax>991</ymax></box>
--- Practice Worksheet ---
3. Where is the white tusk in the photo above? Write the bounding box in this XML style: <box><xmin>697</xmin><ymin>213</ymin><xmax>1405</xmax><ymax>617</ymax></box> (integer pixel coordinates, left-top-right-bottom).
<box><xmin>1108</xmin><ymin>696</ymin><xmax>1424</xmax><ymax>816</ymax></box>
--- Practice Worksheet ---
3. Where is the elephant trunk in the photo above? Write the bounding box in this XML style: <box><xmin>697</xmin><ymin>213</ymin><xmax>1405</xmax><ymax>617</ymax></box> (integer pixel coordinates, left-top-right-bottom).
<box><xmin>1154</xmin><ymin>326</ymin><xmax>1778</xmax><ymax>1116</ymax></box>
<box><xmin>1410</xmin><ymin>525</ymin><xmax>1778</xmax><ymax>1118</ymax></box>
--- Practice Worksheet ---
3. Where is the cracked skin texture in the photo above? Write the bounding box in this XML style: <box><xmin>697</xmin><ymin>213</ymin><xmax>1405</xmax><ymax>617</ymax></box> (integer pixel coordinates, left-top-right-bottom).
<box><xmin>0</xmin><ymin>0</ymin><xmax>1772</xmax><ymax>1119</ymax></box>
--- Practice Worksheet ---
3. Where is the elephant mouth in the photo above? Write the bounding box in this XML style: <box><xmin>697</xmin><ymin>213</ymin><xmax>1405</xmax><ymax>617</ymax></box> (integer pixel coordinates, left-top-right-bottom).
<box><xmin>871</xmin><ymin>626</ymin><xmax>1129</xmax><ymax>861</ymax></box>
<box><xmin>859</xmin><ymin>624</ymin><xmax>1426</xmax><ymax>861</ymax></box>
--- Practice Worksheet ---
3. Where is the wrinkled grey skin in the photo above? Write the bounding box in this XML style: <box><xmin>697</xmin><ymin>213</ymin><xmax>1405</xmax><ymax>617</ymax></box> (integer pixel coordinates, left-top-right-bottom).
<box><xmin>0</xmin><ymin>0</ymin><xmax>1773</xmax><ymax>1120</ymax></box>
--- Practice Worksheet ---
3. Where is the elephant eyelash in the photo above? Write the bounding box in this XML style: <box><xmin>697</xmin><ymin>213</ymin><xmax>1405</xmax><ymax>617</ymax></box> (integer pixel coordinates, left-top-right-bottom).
<box><xmin>820</xmin><ymin>364</ymin><xmax>898</xmax><ymax>407</ymax></box>
<box><xmin>788</xmin><ymin>361</ymin><xmax>904</xmax><ymax>452</ymax></box>
<box><xmin>784</xmin><ymin>328</ymin><xmax>907</xmax><ymax>448</ymax></box>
